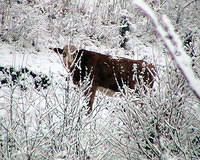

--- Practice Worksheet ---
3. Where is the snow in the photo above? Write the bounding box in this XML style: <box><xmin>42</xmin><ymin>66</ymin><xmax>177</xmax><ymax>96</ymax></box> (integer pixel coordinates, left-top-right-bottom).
<box><xmin>0</xmin><ymin>37</ymin><xmax>160</xmax><ymax>159</ymax></box>
<box><xmin>0</xmin><ymin>44</ymin><xmax>67</xmax><ymax>76</ymax></box>
<box><xmin>1</xmin><ymin>0</ymin><xmax>200</xmax><ymax>159</ymax></box>
<box><xmin>133</xmin><ymin>0</ymin><xmax>200</xmax><ymax>99</ymax></box>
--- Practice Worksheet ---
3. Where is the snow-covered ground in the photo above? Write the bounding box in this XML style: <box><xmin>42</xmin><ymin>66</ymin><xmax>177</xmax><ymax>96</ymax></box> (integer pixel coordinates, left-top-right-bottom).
<box><xmin>0</xmin><ymin>38</ymin><xmax>161</xmax><ymax>160</ymax></box>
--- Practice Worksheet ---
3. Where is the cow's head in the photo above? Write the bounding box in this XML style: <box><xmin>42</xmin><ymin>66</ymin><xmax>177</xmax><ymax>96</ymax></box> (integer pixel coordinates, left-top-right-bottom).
<box><xmin>51</xmin><ymin>45</ymin><xmax>77</xmax><ymax>67</ymax></box>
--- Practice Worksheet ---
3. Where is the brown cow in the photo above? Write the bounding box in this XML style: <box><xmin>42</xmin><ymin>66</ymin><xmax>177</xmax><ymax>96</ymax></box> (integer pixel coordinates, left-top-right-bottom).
<box><xmin>51</xmin><ymin>45</ymin><xmax>156</xmax><ymax>114</ymax></box>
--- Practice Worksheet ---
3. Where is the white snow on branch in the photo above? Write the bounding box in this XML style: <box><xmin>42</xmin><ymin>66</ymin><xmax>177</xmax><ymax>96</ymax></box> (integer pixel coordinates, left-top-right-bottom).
<box><xmin>132</xmin><ymin>0</ymin><xmax>200</xmax><ymax>99</ymax></box>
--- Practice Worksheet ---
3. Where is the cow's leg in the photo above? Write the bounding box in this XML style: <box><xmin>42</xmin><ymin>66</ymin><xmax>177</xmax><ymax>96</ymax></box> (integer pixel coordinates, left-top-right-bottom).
<box><xmin>86</xmin><ymin>85</ymin><xmax>97</xmax><ymax>114</ymax></box>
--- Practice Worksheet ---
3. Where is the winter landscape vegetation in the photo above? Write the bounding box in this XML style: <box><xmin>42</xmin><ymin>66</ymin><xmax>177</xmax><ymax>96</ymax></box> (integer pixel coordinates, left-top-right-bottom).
<box><xmin>0</xmin><ymin>0</ymin><xmax>200</xmax><ymax>159</ymax></box>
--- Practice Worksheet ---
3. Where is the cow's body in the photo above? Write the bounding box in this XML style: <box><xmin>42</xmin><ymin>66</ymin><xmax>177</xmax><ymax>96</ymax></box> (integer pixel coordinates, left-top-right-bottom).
<box><xmin>51</xmin><ymin>45</ymin><xmax>156</xmax><ymax>113</ymax></box>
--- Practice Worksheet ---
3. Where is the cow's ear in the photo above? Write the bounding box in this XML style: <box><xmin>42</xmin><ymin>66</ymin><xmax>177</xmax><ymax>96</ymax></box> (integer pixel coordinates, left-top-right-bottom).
<box><xmin>50</xmin><ymin>47</ymin><xmax>64</xmax><ymax>54</ymax></box>
<box><xmin>54</xmin><ymin>48</ymin><xmax>64</xmax><ymax>54</ymax></box>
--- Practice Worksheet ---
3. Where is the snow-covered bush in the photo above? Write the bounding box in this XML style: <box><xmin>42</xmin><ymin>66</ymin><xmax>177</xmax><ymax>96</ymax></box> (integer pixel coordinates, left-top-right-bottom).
<box><xmin>105</xmin><ymin>60</ymin><xmax>200</xmax><ymax>159</ymax></box>
<box><xmin>0</xmin><ymin>66</ymin><xmax>51</xmax><ymax>90</ymax></box>
<box><xmin>0</xmin><ymin>73</ymin><xmax>94</xmax><ymax>159</ymax></box>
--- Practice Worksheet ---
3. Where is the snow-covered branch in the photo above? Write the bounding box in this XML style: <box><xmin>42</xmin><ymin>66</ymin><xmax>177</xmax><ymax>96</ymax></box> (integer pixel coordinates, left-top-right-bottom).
<box><xmin>132</xmin><ymin>0</ymin><xmax>200</xmax><ymax>99</ymax></box>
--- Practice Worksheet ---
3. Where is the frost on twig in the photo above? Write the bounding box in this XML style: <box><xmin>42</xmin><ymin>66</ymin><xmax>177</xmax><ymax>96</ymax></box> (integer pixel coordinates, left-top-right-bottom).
<box><xmin>132</xmin><ymin>0</ymin><xmax>200</xmax><ymax>99</ymax></box>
